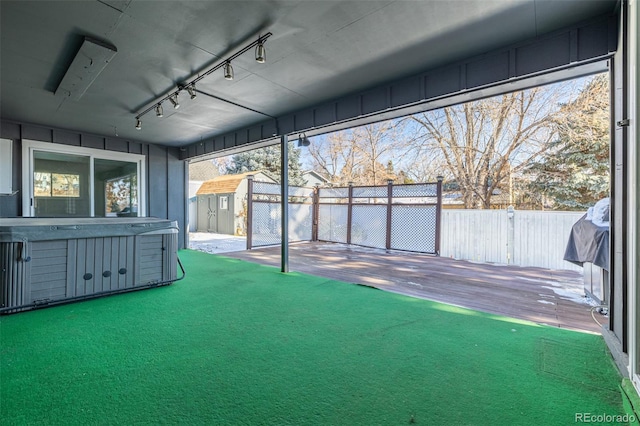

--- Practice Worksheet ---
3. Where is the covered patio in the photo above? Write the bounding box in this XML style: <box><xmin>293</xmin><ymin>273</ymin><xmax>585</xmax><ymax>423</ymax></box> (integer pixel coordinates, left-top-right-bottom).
<box><xmin>1</xmin><ymin>0</ymin><xmax>639</xmax><ymax>419</ymax></box>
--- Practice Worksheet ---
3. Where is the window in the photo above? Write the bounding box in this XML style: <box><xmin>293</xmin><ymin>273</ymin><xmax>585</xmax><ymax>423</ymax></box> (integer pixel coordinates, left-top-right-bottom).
<box><xmin>105</xmin><ymin>174</ymin><xmax>137</xmax><ymax>216</ymax></box>
<box><xmin>23</xmin><ymin>140</ymin><xmax>146</xmax><ymax>217</ymax></box>
<box><xmin>219</xmin><ymin>196</ymin><xmax>229</xmax><ymax>210</ymax></box>
<box><xmin>97</xmin><ymin>159</ymin><xmax>139</xmax><ymax>217</ymax></box>
<box><xmin>34</xmin><ymin>173</ymin><xmax>81</xmax><ymax>197</ymax></box>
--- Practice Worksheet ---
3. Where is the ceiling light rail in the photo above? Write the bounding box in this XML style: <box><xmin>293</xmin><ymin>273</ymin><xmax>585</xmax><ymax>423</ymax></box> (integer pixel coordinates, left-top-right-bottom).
<box><xmin>134</xmin><ymin>32</ymin><xmax>272</xmax><ymax>130</ymax></box>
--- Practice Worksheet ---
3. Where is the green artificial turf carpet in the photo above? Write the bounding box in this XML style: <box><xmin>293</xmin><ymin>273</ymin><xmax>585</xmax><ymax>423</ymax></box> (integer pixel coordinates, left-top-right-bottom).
<box><xmin>0</xmin><ymin>249</ymin><xmax>634</xmax><ymax>425</ymax></box>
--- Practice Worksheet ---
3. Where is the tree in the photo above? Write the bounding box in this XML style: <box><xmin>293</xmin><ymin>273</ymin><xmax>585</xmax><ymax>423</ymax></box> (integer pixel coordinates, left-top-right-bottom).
<box><xmin>226</xmin><ymin>141</ymin><xmax>306</xmax><ymax>186</ymax></box>
<box><xmin>524</xmin><ymin>74</ymin><xmax>609</xmax><ymax>210</ymax></box>
<box><xmin>409</xmin><ymin>84</ymin><xmax>567</xmax><ymax>208</ymax></box>
<box><xmin>307</xmin><ymin>122</ymin><xmax>411</xmax><ymax>185</ymax></box>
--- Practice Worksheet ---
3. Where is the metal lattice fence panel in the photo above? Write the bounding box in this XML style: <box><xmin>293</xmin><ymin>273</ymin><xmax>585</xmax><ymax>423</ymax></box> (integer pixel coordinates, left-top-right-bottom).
<box><xmin>289</xmin><ymin>186</ymin><xmax>314</xmax><ymax>198</ymax></box>
<box><xmin>249</xmin><ymin>180</ymin><xmax>441</xmax><ymax>253</ymax></box>
<box><xmin>351</xmin><ymin>205</ymin><xmax>387</xmax><ymax>249</ymax></box>
<box><xmin>390</xmin><ymin>205</ymin><xmax>437</xmax><ymax>253</ymax></box>
<box><xmin>318</xmin><ymin>187</ymin><xmax>349</xmax><ymax>198</ymax></box>
<box><xmin>289</xmin><ymin>203</ymin><xmax>313</xmax><ymax>241</ymax></box>
<box><xmin>251</xmin><ymin>202</ymin><xmax>313</xmax><ymax>247</ymax></box>
<box><xmin>249</xmin><ymin>181</ymin><xmax>315</xmax><ymax>248</ymax></box>
<box><xmin>393</xmin><ymin>183</ymin><xmax>438</xmax><ymax>198</ymax></box>
<box><xmin>252</xmin><ymin>202</ymin><xmax>281</xmax><ymax>247</ymax></box>
<box><xmin>253</xmin><ymin>181</ymin><xmax>281</xmax><ymax>195</ymax></box>
<box><xmin>318</xmin><ymin>204</ymin><xmax>348</xmax><ymax>243</ymax></box>
<box><xmin>352</xmin><ymin>185</ymin><xmax>388</xmax><ymax>199</ymax></box>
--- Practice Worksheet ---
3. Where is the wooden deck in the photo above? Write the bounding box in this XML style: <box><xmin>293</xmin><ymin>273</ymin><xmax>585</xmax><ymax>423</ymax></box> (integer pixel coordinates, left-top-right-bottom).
<box><xmin>222</xmin><ymin>242</ymin><xmax>607</xmax><ymax>334</ymax></box>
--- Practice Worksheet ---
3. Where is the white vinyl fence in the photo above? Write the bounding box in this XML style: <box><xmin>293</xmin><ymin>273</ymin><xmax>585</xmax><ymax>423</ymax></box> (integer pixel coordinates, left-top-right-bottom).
<box><xmin>440</xmin><ymin>209</ymin><xmax>585</xmax><ymax>271</ymax></box>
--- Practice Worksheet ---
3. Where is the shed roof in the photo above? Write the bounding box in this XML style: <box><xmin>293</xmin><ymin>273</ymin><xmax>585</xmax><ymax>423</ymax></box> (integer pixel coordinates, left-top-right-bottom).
<box><xmin>196</xmin><ymin>172</ymin><xmax>270</xmax><ymax>195</ymax></box>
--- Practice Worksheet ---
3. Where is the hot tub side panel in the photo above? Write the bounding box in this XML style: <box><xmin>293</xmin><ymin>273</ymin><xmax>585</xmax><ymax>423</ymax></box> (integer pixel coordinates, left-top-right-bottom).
<box><xmin>0</xmin><ymin>242</ymin><xmax>28</xmax><ymax>309</ymax></box>
<box><xmin>1</xmin><ymin>219</ymin><xmax>179</xmax><ymax>313</ymax></box>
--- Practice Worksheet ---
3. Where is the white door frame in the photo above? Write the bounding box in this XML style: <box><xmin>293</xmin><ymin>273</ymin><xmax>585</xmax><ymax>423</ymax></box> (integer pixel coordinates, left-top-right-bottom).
<box><xmin>628</xmin><ymin>0</ymin><xmax>639</xmax><ymax>395</ymax></box>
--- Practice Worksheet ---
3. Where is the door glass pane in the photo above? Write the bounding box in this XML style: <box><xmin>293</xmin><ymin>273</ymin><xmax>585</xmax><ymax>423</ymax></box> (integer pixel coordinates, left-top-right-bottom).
<box><xmin>33</xmin><ymin>151</ymin><xmax>90</xmax><ymax>217</ymax></box>
<box><xmin>94</xmin><ymin>159</ymin><xmax>138</xmax><ymax>217</ymax></box>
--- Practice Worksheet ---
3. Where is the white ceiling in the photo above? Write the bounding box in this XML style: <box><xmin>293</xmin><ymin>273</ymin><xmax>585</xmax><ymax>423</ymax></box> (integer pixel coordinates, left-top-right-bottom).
<box><xmin>0</xmin><ymin>0</ymin><xmax>617</xmax><ymax>147</ymax></box>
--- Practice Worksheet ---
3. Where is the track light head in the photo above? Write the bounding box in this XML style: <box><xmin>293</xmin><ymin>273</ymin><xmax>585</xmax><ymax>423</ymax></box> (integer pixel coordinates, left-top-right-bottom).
<box><xmin>187</xmin><ymin>84</ymin><xmax>197</xmax><ymax>100</ymax></box>
<box><xmin>297</xmin><ymin>133</ymin><xmax>311</xmax><ymax>147</ymax></box>
<box><xmin>169</xmin><ymin>93</ymin><xmax>180</xmax><ymax>109</ymax></box>
<box><xmin>135</xmin><ymin>118</ymin><xmax>142</xmax><ymax>130</ymax></box>
<box><xmin>255</xmin><ymin>40</ymin><xmax>266</xmax><ymax>63</ymax></box>
<box><xmin>224</xmin><ymin>61</ymin><xmax>234</xmax><ymax>80</ymax></box>
<box><xmin>155</xmin><ymin>103</ymin><xmax>163</xmax><ymax>117</ymax></box>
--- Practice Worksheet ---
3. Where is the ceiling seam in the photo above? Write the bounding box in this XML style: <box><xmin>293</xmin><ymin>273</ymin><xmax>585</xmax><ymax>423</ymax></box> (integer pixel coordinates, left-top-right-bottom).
<box><xmin>534</xmin><ymin>0</ymin><xmax>539</xmax><ymax>37</ymax></box>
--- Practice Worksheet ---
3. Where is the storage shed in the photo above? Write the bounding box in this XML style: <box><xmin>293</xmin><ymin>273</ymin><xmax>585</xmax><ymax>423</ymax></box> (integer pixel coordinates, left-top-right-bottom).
<box><xmin>196</xmin><ymin>172</ymin><xmax>275</xmax><ymax>235</ymax></box>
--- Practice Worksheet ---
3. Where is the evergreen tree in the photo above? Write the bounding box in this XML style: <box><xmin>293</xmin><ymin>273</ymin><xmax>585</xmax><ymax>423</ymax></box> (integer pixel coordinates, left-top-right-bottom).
<box><xmin>524</xmin><ymin>74</ymin><xmax>609</xmax><ymax>210</ymax></box>
<box><xmin>226</xmin><ymin>142</ymin><xmax>306</xmax><ymax>186</ymax></box>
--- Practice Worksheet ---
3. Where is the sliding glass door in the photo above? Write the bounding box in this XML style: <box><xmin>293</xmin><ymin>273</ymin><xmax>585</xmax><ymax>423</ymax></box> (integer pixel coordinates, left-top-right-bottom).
<box><xmin>23</xmin><ymin>140</ymin><xmax>145</xmax><ymax>218</ymax></box>
<box><xmin>33</xmin><ymin>151</ymin><xmax>90</xmax><ymax>217</ymax></box>
<box><xmin>95</xmin><ymin>159</ymin><xmax>139</xmax><ymax>217</ymax></box>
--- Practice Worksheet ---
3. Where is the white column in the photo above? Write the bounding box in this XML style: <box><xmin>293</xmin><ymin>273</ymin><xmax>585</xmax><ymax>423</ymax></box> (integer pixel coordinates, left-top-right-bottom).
<box><xmin>628</xmin><ymin>0</ymin><xmax>640</xmax><ymax>394</ymax></box>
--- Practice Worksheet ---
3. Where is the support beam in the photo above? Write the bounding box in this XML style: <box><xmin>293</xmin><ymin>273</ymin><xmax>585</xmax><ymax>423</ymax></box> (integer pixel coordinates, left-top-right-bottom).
<box><xmin>280</xmin><ymin>134</ymin><xmax>289</xmax><ymax>273</ymax></box>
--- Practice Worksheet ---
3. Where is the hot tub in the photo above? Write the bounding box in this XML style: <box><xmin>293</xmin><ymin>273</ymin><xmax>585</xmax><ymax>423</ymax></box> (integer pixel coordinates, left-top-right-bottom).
<box><xmin>0</xmin><ymin>217</ymin><xmax>181</xmax><ymax>313</ymax></box>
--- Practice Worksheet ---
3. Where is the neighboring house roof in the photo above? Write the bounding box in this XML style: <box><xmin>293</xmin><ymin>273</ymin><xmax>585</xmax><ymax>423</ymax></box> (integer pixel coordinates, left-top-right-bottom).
<box><xmin>302</xmin><ymin>170</ymin><xmax>330</xmax><ymax>185</ymax></box>
<box><xmin>196</xmin><ymin>171</ymin><xmax>273</xmax><ymax>195</ymax></box>
<box><xmin>189</xmin><ymin>160</ymin><xmax>220</xmax><ymax>181</ymax></box>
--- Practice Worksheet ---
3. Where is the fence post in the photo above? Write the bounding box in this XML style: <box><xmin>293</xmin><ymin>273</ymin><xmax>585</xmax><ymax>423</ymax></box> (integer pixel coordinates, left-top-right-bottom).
<box><xmin>507</xmin><ymin>205</ymin><xmax>515</xmax><ymax>264</ymax></box>
<box><xmin>436</xmin><ymin>175</ymin><xmax>443</xmax><ymax>255</ymax></box>
<box><xmin>246</xmin><ymin>175</ymin><xmax>254</xmax><ymax>250</ymax></box>
<box><xmin>386</xmin><ymin>179</ymin><xmax>393</xmax><ymax>250</ymax></box>
<box><xmin>312</xmin><ymin>184</ymin><xmax>320</xmax><ymax>241</ymax></box>
<box><xmin>347</xmin><ymin>182</ymin><xmax>354</xmax><ymax>245</ymax></box>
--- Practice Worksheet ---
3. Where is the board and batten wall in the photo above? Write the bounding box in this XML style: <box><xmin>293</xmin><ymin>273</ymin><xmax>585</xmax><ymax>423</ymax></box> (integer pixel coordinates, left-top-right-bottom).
<box><xmin>440</xmin><ymin>209</ymin><xmax>585</xmax><ymax>271</ymax></box>
<box><xmin>0</xmin><ymin>120</ymin><xmax>187</xmax><ymax>249</ymax></box>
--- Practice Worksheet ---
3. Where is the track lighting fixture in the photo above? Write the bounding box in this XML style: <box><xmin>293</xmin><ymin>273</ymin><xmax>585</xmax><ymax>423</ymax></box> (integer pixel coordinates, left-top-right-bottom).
<box><xmin>187</xmin><ymin>84</ymin><xmax>197</xmax><ymax>100</ymax></box>
<box><xmin>255</xmin><ymin>39</ymin><xmax>266</xmax><ymax>63</ymax></box>
<box><xmin>134</xmin><ymin>32</ymin><xmax>272</xmax><ymax>130</ymax></box>
<box><xmin>223</xmin><ymin>61</ymin><xmax>234</xmax><ymax>80</ymax></box>
<box><xmin>169</xmin><ymin>93</ymin><xmax>180</xmax><ymax>109</ymax></box>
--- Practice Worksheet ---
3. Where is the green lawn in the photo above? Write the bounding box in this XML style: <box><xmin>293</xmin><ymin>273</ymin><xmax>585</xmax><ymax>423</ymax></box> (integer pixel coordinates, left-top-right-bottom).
<box><xmin>0</xmin><ymin>249</ymin><xmax>635</xmax><ymax>425</ymax></box>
